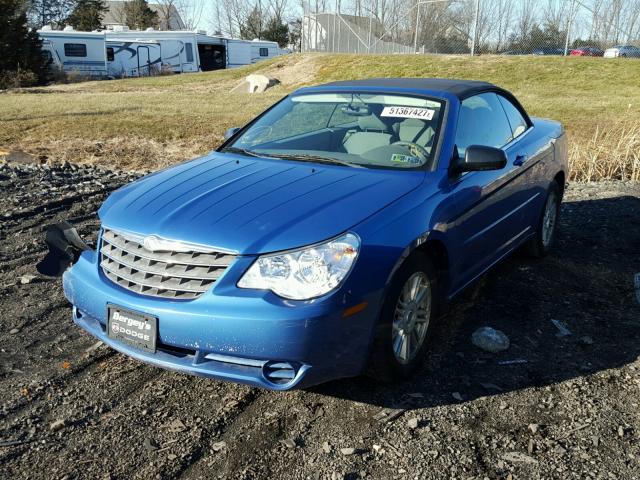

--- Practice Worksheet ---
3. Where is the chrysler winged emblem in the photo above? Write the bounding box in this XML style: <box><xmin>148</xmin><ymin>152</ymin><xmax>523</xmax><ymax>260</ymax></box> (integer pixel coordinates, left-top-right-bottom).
<box><xmin>142</xmin><ymin>235</ymin><xmax>192</xmax><ymax>253</ymax></box>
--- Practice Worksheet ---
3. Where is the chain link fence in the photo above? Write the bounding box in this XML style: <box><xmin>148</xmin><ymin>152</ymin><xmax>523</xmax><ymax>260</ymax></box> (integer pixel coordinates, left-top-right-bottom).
<box><xmin>301</xmin><ymin>0</ymin><xmax>640</xmax><ymax>56</ymax></box>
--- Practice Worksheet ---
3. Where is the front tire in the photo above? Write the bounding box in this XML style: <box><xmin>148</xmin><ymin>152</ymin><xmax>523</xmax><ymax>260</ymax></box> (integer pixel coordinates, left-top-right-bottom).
<box><xmin>526</xmin><ymin>180</ymin><xmax>561</xmax><ymax>257</ymax></box>
<box><xmin>367</xmin><ymin>252</ymin><xmax>439</xmax><ymax>382</ymax></box>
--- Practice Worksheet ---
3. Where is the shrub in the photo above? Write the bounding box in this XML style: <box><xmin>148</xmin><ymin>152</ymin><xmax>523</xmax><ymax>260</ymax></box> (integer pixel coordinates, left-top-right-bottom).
<box><xmin>570</xmin><ymin>121</ymin><xmax>640</xmax><ymax>182</ymax></box>
<box><xmin>0</xmin><ymin>69</ymin><xmax>38</xmax><ymax>89</ymax></box>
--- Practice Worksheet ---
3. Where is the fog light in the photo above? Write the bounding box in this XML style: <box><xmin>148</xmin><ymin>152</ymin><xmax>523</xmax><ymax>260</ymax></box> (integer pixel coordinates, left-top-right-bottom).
<box><xmin>263</xmin><ymin>361</ymin><xmax>298</xmax><ymax>385</ymax></box>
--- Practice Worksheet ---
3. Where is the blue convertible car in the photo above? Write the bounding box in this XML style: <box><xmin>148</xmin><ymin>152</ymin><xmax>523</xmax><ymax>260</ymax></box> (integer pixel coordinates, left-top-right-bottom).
<box><xmin>59</xmin><ymin>78</ymin><xmax>568</xmax><ymax>390</ymax></box>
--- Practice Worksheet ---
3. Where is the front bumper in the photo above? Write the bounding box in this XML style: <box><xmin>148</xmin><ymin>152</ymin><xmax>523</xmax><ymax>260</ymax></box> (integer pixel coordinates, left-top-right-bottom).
<box><xmin>63</xmin><ymin>249</ymin><xmax>380</xmax><ymax>390</ymax></box>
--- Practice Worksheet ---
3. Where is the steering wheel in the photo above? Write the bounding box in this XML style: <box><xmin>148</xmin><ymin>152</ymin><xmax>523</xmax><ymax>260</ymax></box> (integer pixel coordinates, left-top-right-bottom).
<box><xmin>392</xmin><ymin>141</ymin><xmax>430</xmax><ymax>162</ymax></box>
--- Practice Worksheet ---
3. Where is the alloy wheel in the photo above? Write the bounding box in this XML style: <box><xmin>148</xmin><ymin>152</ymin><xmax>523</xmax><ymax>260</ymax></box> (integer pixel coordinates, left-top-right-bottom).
<box><xmin>392</xmin><ymin>272</ymin><xmax>432</xmax><ymax>364</ymax></box>
<box><xmin>542</xmin><ymin>192</ymin><xmax>558</xmax><ymax>248</ymax></box>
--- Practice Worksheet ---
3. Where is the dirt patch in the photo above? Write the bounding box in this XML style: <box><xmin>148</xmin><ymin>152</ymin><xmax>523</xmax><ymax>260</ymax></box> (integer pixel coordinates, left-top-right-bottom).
<box><xmin>0</xmin><ymin>162</ymin><xmax>639</xmax><ymax>479</ymax></box>
<box><xmin>260</xmin><ymin>54</ymin><xmax>324</xmax><ymax>87</ymax></box>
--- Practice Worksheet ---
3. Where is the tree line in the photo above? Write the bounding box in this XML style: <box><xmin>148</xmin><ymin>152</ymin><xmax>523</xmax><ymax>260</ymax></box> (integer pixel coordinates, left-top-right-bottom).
<box><xmin>302</xmin><ymin>0</ymin><xmax>640</xmax><ymax>53</ymax></box>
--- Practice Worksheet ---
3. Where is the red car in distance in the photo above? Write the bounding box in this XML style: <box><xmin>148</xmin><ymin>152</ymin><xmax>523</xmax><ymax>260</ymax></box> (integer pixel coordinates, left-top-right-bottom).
<box><xmin>570</xmin><ymin>46</ymin><xmax>604</xmax><ymax>56</ymax></box>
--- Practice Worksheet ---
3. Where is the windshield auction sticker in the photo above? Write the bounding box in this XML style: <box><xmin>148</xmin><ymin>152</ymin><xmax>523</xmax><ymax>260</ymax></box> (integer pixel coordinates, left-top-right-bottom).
<box><xmin>381</xmin><ymin>106</ymin><xmax>435</xmax><ymax>120</ymax></box>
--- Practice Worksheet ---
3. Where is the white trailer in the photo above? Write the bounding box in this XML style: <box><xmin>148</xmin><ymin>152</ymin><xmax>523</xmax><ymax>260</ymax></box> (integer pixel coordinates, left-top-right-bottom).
<box><xmin>38</xmin><ymin>26</ymin><xmax>288</xmax><ymax>79</ymax></box>
<box><xmin>105</xmin><ymin>28</ymin><xmax>206</xmax><ymax>73</ymax></box>
<box><xmin>248</xmin><ymin>39</ymin><xmax>282</xmax><ymax>64</ymax></box>
<box><xmin>107</xmin><ymin>29</ymin><xmax>283</xmax><ymax>71</ymax></box>
<box><xmin>38</xmin><ymin>27</ymin><xmax>107</xmax><ymax>78</ymax></box>
<box><xmin>106</xmin><ymin>40</ymin><xmax>162</xmax><ymax>78</ymax></box>
<box><xmin>225</xmin><ymin>38</ymin><xmax>283</xmax><ymax>68</ymax></box>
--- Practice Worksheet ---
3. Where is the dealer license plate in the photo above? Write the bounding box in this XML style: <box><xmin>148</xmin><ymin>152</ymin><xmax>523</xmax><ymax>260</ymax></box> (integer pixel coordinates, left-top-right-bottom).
<box><xmin>107</xmin><ymin>304</ymin><xmax>157</xmax><ymax>353</ymax></box>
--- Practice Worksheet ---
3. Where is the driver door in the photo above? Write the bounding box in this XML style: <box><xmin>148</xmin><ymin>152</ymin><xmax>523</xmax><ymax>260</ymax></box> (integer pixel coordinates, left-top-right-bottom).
<box><xmin>446</xmin><ymin>92</ymin><xmax>531</xmax><ymax>294</ymax></box>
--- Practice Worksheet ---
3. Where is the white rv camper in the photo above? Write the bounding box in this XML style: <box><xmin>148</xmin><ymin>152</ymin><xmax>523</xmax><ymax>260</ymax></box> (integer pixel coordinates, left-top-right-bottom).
<box><xmin>37</xmin><ymin>26</ymin><xmax>287</xmax><ymax>80</ymax></box>
<box><xmin>225</xmin><ymin>38</ymin><xmax>282</xmax><ymax>68</ymax></box>
<box><xmin>249</xmin><ymin>39</ymin><xmax>282</xmax><ymax>64</ymax></box>
<box><xmin>106</xmin><ymin>40</ymin><xmax>162</xmax><ymax>78</ymax></box>
<box><xmin>105</xmin><ymin>28</ymin><xmax>226</xmax><ymax>73</ymax></box>
<box><xmin>38</xmin><ymin>27</ymin><xmax>107</xmax><ymax>78</ymax></box>
<box><xmin>105</xmin><ymin>28</ymin><xmax>205</xmax><ymax>73</ymax></box>
<box><xmin>107</xmin><ymin>29</ymin><xmax>282</xmax><ymax>71</ymax></box>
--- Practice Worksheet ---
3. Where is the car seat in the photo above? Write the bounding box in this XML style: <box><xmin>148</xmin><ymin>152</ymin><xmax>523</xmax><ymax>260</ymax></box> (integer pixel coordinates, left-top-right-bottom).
<box><xmin>342</xmin><ymin>114</ymin><xmax>393</xmax><ymax>155</ymax></box>
<box><xmin>392</xmin><ymin>118</ymin><xmax>435</xmax><ymax>147</ymax></box>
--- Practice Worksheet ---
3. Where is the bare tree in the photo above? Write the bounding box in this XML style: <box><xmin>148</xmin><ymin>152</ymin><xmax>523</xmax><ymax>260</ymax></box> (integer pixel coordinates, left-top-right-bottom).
<box><xmin>494</xmin><ymin>0</ymin><xmax>514</xmax><ymax>52</ymax></box>
<box><xmin>155</xmin><ymin>0</ymin><xmax>178</xmax><ymax>29</ymax></box>
<box><xmin>176</xmin><ymin>0</ymin><xmax>205</xmax><ymax>29</ymax></box>
<box><xmin>516</xmin><ymin>0</ymin><xmax>536</xmax><ymax>41</ymax></box>
<box><xmin>212</xmin><ymin>0</ymin><xmax>250</xmax><ymax>37</ymax></box>
<box><xmin>542</xmin><ymin>0</ymin><xmax>567</xmax><ymax>31</ymax></box>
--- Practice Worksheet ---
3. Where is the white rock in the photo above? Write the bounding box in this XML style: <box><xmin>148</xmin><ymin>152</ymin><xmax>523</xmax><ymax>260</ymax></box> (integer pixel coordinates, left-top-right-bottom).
<box><xmin>20</xmin><ymin>274</ymin><xmax>36</xmax><ymax>285</ymax></box>
<box><xmin>230</xmin><ymin>74</ymin><xmax>280</xmax><ymax>94</ymax></box>
<box><xmin>472</xmin><ymin>327</ymin><xmax>510</xmax><ymax>353</ymax></box>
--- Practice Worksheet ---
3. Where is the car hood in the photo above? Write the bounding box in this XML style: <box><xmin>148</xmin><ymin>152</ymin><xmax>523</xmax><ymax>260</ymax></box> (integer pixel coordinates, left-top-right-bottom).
<box><xmin>99</xmin><ymin>152</ymin><xmax>425</xmax><ymax>254</ymax></box>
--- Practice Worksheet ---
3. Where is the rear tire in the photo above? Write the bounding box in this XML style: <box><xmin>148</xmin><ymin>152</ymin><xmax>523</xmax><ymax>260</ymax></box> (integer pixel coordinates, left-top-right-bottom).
<box><xmin>526</xmin><ymin>180</ymin><xmax>561</xmax><ymax>258</ymax></box>
<box><xmin>367</xmin><ymin>252</ymin><xmax>439</xmax><ymax>382</ymax></box>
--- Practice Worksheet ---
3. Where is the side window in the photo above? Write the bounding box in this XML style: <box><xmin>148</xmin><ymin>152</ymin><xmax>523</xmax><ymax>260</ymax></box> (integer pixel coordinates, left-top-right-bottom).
<box><xmin>498</xmin><ymin>95</ymin><xmax>528</xmax><ymax>139</ymax></box>
<box><xmin>185</xmin><ymin>42</ymin><xmax>194</xmax><ymax>62</ymax></box>
<box><xmin>106</xmin><ymin>47</ymin><xmax>114</xmax><ymax>62</ymax></box>
<box><xmin>64</xmin><ymin>43</ymin><xmax>87</xmax><ymax>57</ymax></box>
<box><xmin>259</xmin><ymin>47</ymin><xmax>269</xmax><ymax>57</ymax></box>
<box><xmin>455</xmin><ymin>92</ymin><xmax>513</xmax><ymax>156</ymax></box>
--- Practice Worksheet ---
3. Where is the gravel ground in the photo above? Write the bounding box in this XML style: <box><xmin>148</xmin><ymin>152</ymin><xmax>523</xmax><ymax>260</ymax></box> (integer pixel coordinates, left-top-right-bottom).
<box><xmin>1</xmin><ymin>160</ymin><xmax>639</xmax><ymax>480</ymax></box>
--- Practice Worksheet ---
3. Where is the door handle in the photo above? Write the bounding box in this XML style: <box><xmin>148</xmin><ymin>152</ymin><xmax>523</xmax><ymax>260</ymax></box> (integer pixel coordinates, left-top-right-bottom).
<box><xmin>514</xmin><ymin>154</ymin><xmax>528</xmax><ymax>166</ymax></box>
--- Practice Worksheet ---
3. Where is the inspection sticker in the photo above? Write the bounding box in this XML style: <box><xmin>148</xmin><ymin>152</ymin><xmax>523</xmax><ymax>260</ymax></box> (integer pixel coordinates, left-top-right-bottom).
<box><xmin>381</xmin><ymin>106</ymin><xmax>435</xmax><ymax>120</ymax></box>
<box><xmin>390</xmin><ymin>153</ymin><xmax>421</xmax><ymax>164</ymax></box>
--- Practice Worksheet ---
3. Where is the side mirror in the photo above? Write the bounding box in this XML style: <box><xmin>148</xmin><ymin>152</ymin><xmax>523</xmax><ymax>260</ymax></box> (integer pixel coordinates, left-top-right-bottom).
<box><xmin>224</xmin><ymin>127</ymin><xmax>241</xmax><ymax>141</ymax></box>
<box><xmin>451</xmin><ymin>145</ymin><xmax>507</xmax><ymax>173</ymax></box>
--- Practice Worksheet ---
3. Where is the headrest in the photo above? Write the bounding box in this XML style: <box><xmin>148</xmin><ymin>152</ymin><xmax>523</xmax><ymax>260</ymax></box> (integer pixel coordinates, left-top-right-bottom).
<box><xmin>358</xmin><ymin>114</ymin><xmax>388</xmax><ymax>132</ymax></box>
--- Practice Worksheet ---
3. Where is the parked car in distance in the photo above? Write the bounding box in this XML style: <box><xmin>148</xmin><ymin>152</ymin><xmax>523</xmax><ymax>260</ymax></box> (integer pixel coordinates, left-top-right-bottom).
<box><xmin>570</xmin><ymin>46</ymin><xmax>604</xmax><ymax>56</ymax></box>
<box><xmin>55</xmin><ymin>78</ymin><xmax>568</xmax><ymax>390</ymax></box>
<box><xmin>532</xmin><ymin>47</ymin><xmax>565</xmax><ymax>55</ymax></box>
<box><xmin>604</xmin><ymin>45</ymin><xmax>640</xmax><ymax>58</ymax></box>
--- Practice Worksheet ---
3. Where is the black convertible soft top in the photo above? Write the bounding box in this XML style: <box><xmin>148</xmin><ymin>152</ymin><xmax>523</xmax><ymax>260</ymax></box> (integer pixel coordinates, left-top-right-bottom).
<box><xmin>318</xmin><ymin>78</ymin><xmax>500</xmax><ymax>99</ymax></box>
<box><xmin>314</xmin><ymin>77</ymin><xmax>531</xmax><ymax>126</ymax></box>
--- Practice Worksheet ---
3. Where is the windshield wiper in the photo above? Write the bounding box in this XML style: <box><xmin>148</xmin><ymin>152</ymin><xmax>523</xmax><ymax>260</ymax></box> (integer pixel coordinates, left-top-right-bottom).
<box><xmin>223</xmin><ymin>148</ymin><xmax>364</xmax><ymax>168</ymax></box>
<box><xmin>222</xmin><ymin>147</ymin><xmax>262</xmax><ymax>158</ymax></box>
<box><xmin>262</xmin><ymin>153</ymin><xmax>365</xmax><ymax>168</ymax></box>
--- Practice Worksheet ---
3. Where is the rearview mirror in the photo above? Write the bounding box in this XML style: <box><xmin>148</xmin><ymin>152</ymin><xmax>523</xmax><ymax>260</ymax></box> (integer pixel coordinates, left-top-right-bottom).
<box><xmin>451</xmin><ymin>145</ymin><xmax>507</xmax><ymax>173</ymax></box>
<box><xmin>224</xmin><ymin>127</ymin><xmax>241</xmax><ymax>141</ymax></box>
<box><xmin>340</xmin><ymin>104</ymin><xmax>371</xmax><ymax>116</ymax></box>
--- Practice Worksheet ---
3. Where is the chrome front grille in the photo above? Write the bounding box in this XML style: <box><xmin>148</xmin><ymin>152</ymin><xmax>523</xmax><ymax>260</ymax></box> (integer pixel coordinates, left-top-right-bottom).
<box><xmin>100</xmin><ymin>228</ymin><xmax>236</xmax><ymax>300</ymax></box>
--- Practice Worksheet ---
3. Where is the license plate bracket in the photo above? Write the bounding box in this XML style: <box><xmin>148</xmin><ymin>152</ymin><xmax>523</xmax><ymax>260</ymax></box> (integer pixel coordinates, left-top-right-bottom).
<box><xmin>107</xmin><ymin>304</ymin><xmax>157</xmax><ymax>353</ymax></box>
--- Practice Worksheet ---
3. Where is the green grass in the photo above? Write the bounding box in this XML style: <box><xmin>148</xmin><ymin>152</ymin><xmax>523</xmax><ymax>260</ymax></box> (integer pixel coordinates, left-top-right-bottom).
<box><xmin>1</xmin><ymin>53</ymin><xmax>639</xmax><ymax>178</ymax></box>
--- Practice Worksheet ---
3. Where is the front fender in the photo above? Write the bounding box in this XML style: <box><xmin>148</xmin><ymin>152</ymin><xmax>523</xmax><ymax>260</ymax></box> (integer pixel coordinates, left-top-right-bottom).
<box><xmin>352</xmin><ymin>171</ymin><xmax>452</xmax><ymax>297</ymax></box>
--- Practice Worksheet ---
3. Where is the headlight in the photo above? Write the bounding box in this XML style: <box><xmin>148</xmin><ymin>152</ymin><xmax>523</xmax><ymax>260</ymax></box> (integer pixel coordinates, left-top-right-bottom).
<box><xmin>238</xmin><ymin>233</ymin><xmax>360</xmax><ymax>300</ymax></box>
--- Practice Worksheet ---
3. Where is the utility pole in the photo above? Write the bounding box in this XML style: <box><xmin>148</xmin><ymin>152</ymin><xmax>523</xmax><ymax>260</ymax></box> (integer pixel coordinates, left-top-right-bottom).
<box><xmin>564</xmin><ymin>0</ymin><xmax>577</xmax><ymax>56</ymax></box>
<box><xmin>315</xmin><ymin>0</ymin><xmax>318</xmax><ymax>52</ymax></box>
<box><xmin>413</xmin><ymin>2</ymin><xmax>421</xmax><ymax>53</ymax></box>
<box><xmin>470</xmin><ymin>0</ymin><xmax>480</xmax><ymax>56</ymax></box>
<box><xmin>258</xmin><ymin>0</ymin><xmax>262</xmax><ymax>40</ymax></box>
<box><xmin>368</xmin><ymin>11</ymin><xmax>372</xmax><ymax>52</ymax></box>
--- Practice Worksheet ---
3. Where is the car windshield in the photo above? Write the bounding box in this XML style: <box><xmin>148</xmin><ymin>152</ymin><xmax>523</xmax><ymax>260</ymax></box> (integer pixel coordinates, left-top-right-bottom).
<box><xmin>223</xmin><ymin>92</ymin><xmax>444</xmax><ymax>169</ymax></box>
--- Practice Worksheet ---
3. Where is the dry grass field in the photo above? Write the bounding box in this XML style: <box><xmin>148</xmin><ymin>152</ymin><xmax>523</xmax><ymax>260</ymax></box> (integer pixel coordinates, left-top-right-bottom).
<box><xmin>0</xmin><ymin>53</ymin><xmax>638</xmax><ymax>180</ymax></box>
